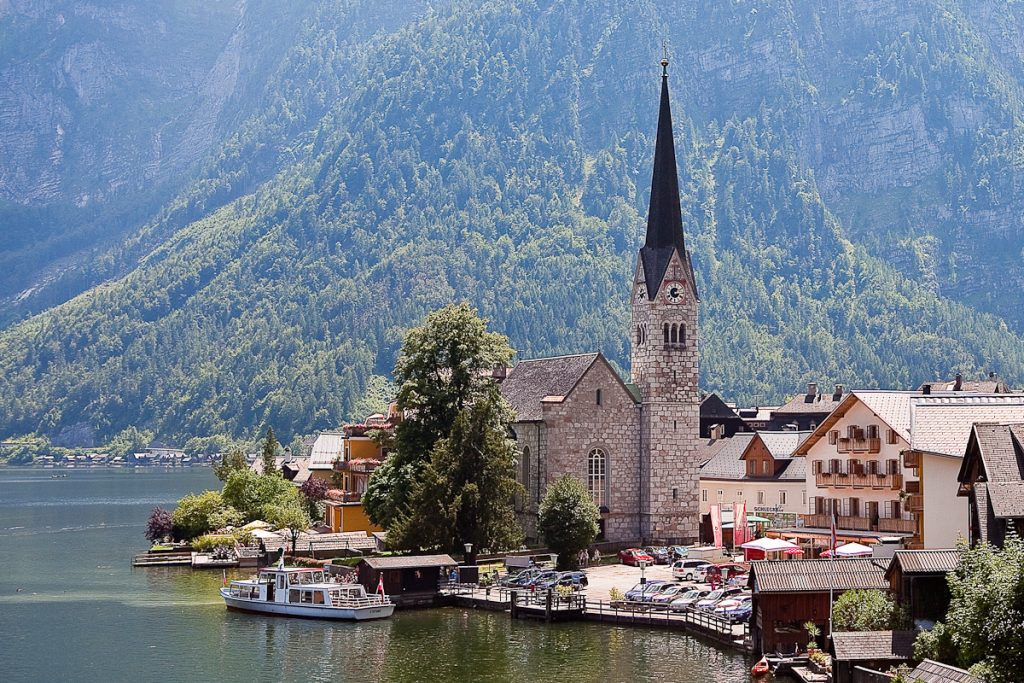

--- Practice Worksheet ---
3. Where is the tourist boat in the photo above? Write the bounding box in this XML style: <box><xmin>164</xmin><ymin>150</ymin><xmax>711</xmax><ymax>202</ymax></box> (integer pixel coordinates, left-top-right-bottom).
<box><xmin>221</xmin><ymin>562</ymin><xmax>394</xmax><ymax>621</ymax></box>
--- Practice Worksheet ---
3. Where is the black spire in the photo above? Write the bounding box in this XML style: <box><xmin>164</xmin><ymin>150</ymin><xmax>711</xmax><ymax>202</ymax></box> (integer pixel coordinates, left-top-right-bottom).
<box><xmin>640</xmin><ymin>59</ymin><xmax>688</xmax><ymax>299</ymax></box>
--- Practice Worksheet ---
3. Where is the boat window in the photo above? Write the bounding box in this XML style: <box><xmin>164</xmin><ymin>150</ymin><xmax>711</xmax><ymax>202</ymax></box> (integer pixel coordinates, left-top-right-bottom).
<box><xmin>278</xmin><ymin>575</ymin><xmax>286</xmax><ymax>590</ymax></box>
<box><xmin>289</xmin><ymin>589</ymin><xmax>299</xmax><ymax>602</ymax></box>
<box><xmin>313</xmin><ymin>591</ymin><xmax>325</xmax><ymax>604</ymax></box>
<box><xmin>300</xmin><ymin>590</ymin><xmax>313</xmax><ymax>604</ymax></box>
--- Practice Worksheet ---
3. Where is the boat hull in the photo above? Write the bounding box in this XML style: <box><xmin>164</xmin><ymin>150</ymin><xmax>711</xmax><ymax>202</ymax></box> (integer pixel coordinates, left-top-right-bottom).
<box><xmin>221</xmin><ymin>591</ymin><xmax>395</xmax><ymax>621</ymax></box>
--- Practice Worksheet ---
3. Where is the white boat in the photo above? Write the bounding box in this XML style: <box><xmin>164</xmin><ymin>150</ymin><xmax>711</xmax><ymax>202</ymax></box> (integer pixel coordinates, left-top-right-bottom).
<box><xmin>220</xmin><ymin>563</ymin><xmax>394</xmax><ymax>621</ymax></box>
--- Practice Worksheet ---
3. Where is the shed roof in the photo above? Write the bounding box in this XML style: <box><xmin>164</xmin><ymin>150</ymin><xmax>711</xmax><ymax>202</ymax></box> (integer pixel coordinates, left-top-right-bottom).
<box><xmin>908</xmin><ymin>659</ymin><xmax>980</xmax><ymax>683</ymax></box>
<box><xmin>750</xmin><ymin>558</ymin><xmax>888</xmax><ymax>593</ymax></box>
<box><xmin>886</xmin><ymin>550</ymin><xmax>960</xmax><ymax>577</ymax></box>
<box><xmin>360</xmin><ymin>554</ymin><xmax>457</xmax><ymax>570</ymax></box>
<box><xmin>500</xmin><ymin>353</ymin><xmax>600</xmax><ymax>422</ymax></box>
<box><xmin>831</xmin><ymin>631</ymin><xmax>915</xmax><ymax>662</ymax></box>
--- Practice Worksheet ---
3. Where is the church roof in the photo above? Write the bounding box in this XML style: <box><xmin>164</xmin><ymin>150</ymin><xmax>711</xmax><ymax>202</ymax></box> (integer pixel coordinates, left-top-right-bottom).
<box><xmin>500</xmin><ymin>353</ymin><xmax>600</xmax><ymax>422</ymax></box>
<box><xmin>639</xmin><ymin>63</ymin><xmax>695</xmax><ymax>300</ymax></box>
<box><xmin>701</xmin><ymin>393</ymin><xmax>742</xmax><ymax>420</ymax></box>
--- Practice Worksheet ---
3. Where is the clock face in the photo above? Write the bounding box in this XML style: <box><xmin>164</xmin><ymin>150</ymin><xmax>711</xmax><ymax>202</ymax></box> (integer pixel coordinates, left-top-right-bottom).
<box><xmin>664</xmin><ymin>280</ymin><xmax>686</xmax><ymax>304</ymax></box>
<box><xmin>635</xmin><ymin>286</ymin><xmax>647</xmax><ymax>302</ymax></box>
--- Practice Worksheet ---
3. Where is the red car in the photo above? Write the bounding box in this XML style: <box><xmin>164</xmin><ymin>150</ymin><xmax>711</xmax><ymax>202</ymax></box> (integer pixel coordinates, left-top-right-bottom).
<box><xmin>618</xmin><ymin>548</ymin><xmax>655</xmax><ymax>566</ymax></box>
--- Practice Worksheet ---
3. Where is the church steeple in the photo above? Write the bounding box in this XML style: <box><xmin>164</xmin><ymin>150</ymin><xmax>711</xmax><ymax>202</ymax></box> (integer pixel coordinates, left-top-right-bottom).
<box><xmin>639</xmin><ymin>58</ymin><xmax>689</xmax><ymax>300</ymax></box>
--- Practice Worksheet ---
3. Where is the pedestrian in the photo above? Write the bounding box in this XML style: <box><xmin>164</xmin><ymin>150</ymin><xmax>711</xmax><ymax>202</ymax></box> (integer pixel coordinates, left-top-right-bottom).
<box><xmin>592</xmin><ymin>548</ymin><xmax>601</xmax><ymax>566</ymax></box>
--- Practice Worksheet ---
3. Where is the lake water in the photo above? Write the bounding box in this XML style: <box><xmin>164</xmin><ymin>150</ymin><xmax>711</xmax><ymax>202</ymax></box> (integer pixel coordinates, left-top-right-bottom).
<box><xmin>0</xmin><ymin>468</ymin><xmax>750</xmax><ymax>682</ymax></box>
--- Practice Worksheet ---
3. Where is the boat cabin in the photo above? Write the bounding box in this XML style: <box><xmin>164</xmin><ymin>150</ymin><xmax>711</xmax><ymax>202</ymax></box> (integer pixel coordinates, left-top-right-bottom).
<box><xmin>226</xmin><ymin>567</ymin><xmax>375</xmax><ymax>606</ymax></box>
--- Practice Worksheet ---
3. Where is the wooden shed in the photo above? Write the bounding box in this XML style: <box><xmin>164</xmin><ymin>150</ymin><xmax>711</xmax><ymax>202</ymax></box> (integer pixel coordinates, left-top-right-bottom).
<box><xmin>356</xmin><ymin>554</ymin><xmax>457</xmax><ymax>607</ymax></box>
<box><xmin>831</xmin><ymin>630</ymin><xmax>915</xmax><ymax>683</ymax></box>
<box><xmin>748</xmin><ymin>558</ymin><xmax>889</xmax><ymax>655</ymax></box>
<box><xmin>885</xmin><ymin>549</ymin><xmax>958</xmax><ymax>623</ymax></box>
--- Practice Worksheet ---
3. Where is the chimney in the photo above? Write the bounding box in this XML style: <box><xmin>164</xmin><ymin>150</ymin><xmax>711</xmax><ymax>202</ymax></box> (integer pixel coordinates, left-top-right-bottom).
<box><xmin>989</xmin><ymin>371</ymin><xmax>997</xmax><ymax>380</ymax></box>
<box><xmin>492</xmin><ymin>365</ymin><xmax>507</xmax><ymax>381</ymax></box>
<box><xmin>807</xmin><ymin>382</ymin><xmax>818</xmax><ymax>397</ymax></box>
<box><xmin>954</xmin><ymin>372</ymin><xmax>963</xmax><ymax>391</ymax></box>
<box><xmin>710</xmin><ymin>424</ymin><xmax>724</xmax><ymax>441</ymax></box>
<box><xmin>833</xmin><ymin>384</ymin><xmax>844</xmax><ymax>401</ymax></box>
<box><xmin>922</xmin><ymin>384</ymin><xmax>931</xmax><ymax>395</ymax></box>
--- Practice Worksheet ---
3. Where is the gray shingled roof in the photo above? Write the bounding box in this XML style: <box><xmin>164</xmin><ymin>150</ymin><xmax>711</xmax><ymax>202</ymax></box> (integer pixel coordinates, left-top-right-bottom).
<box><xmin>500</xmin><ymin>353</ymin><xmax>599</xmax><ymax>422</ymax></box>
<box><xmin>750</xmin><ymin>558</ymin><xmax>888</xmax><ymax>593</ymax></box>
<box><xmin>701</xmin><ymin>393</ymin><xmax>742</xmax><ymax>419</ymax></box>
<box><xmin>972</xmin><ymin>423</ymin><xmax>1024</xmax><ymax>483</ymax></box>
<box><xmin>698</xmin><ymin>432</ymin><xmax>807</xmax><ymax>481</ymax></box>
<box><xmin>909</xmin><ymin>659</ymin><xmax>981</xmax><ymax>683</ymax></box>
<box><xmin>887</xmin><ymin>550</ymin><xmax>959</xmax><ymax>576</ymax></box>
<box><xmin>988</xmin><ymin>481</ymin><xmax>1024</xmax><ymax>518</ymax></box>
<box><xmin>774</xmin><ymin>390</ymin><xmax>845</xmax><ymax>415</ymax></box>
<box><xmin>911</xmin><ymin>397</ymin><xmax>1024</xmax><ymax>457</ymax></box>
<box><xmin>360</xmin><ymin>554</ymin><xmax>457</xmax><ymax>569</ymax></box>
<box><xmin>831</xmin><ymin>631</ymin><xmax>916</xmax><ymax>661</ymax></box>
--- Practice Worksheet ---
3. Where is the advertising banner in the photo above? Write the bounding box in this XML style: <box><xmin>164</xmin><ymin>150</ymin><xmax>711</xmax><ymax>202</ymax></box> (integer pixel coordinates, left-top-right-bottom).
<box><xmin>710</xmin><ymin>503</ymin><xmax>723</xmax><ymax>548</ymax></box>
<box><xmin>733</xmin><ymin>501</ymin><xmax>747</xmax><ymax>547</ymax></box>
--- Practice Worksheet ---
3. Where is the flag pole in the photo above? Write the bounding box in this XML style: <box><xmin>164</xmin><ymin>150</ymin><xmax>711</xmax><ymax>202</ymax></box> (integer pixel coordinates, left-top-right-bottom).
<box><xmin>828</xmin><ymin>508</ymin><xmax>836</xmax><ymax>642</ymax></box>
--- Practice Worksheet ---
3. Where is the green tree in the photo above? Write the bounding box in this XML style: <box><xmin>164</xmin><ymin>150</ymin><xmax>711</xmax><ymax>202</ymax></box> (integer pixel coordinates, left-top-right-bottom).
<box><xmin>263</xmin><ymin>501</ymin><xmax>311</xmax><ymax>556</ymax></box>
<box><xmin>913</xmin><ymin>538</ymin><xmax>1024</xmax><ymax>682</ymax></box>
<box><xmin>221</xmin><ymin>468</ymin><xmax>299</xmax><ymax>521</ymax></box>
<box><xmin>261</xmin><ymin>426</ymin><xmax>280</xmax><ymax>475</ymax></box>
<box><xmin>105</xmin><ymin>426</ymin><xmax>154</xmax><ymax>459</ymax></box>
<box><xmin>538</xmin><ymin>474</ymin><xmax>600</xmax><ymax>570</ymax></box>
<box><xmin>389</xmin><ymin>387</ymin><xmax>523</xmax><ymax>554</ymax></box>
<box><xmin>171</xmin><ymin>490</ymin><xmax>229</xmax><ymax>540</ymax></box>
<box><xmin>832</xmin><ymin>589</ymin><xmax>905</xmax><ymax>632</ymax></box>
<box><xmin>365</xmin><ymin>303</ymin><xmax>513</xmax><ymax>528</ymax></box>
<box><xmin>212</xmin><ymin>447</ymin><xmax>248</xmax><ymax>481</ymax></box>
<box><xmin>348</xmin><ymin>374</ymin><xmax>397</xmax><ymax>423</ymax></box>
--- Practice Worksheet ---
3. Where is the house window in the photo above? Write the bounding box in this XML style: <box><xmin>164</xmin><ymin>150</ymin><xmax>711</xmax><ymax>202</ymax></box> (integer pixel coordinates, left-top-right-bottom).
<box><xmin>887</xmin><ymin>428</ymin><xmax>898</xmax><ymax>445</ymax></box>
<box><xmin>828</xmin><ymin>430</ymin><xmax>838</xmax><ymax>445</ymax></box>
<box><xmin>780</xmin><ymin>490</ymin><xmax>787</xmax><ymax>505</ymax></box>
<box><xmin>866</xmin><ymin>425</ymin><xmax>879</xmax><ymax>440</ymax></box>
<box><xmin>587</xmin><ymin>448</ymin><xmax>607</xmax><ymax>509</ymax></box>
<box><xmin>887</xmin><ymin>459</ymin><xmax>899</xmax><ymax>475</ymax></box>
<box><xmin>717</xmin><ymin>490</ymin><xmax>723</xmax><ymax>501</ymax></box>
<box><xmin>757</xmin><ymin>491</ymin><xmax>765</xmax><ymax>504</ymax></box>
<box><xmin>596</xmin><ymin>389</ymin><xmax>602</xmax><ymax>406</ymax></box>
<box><xmin>737</xmin><ymin>490</ymin><xmax>743</xmax><ymax>498</ymax></box>
<box><xmin>762</xmin><ymin>460</ymin><xmax>771</xmax><ymax>475</ymax></box>
<box><xmin>812</xmin><ymin>460</ymin><xmax>823</xmax><ymax>475</ymax></box>
<box><xmin>801</xmin><ymin>490</ymin><xmax>806</xmax><ymax>506</ymax></box>
<box><xmin>701</xmin><ymin>489</ymin><xmax>708</xmax><ymax>502</ymax></box>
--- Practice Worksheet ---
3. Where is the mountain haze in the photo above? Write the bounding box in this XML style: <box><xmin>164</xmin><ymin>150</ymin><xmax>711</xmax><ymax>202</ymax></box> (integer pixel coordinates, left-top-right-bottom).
<box><xmin>2</xmin><ymin>0</ymin><xmax>1024</xmax><ymax>445</ymax></box>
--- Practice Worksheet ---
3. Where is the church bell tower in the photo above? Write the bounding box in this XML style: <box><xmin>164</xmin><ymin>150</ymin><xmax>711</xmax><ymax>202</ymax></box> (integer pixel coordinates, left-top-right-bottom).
<box><xmin>630</xmin><ymin>57</ymin><xmax>700</xmax><ymax>544</ymax></box>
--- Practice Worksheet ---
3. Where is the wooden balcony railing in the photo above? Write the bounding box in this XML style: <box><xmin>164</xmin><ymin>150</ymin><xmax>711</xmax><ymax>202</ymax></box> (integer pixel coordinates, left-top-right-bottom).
<box><xmin>815</xmin><ymin>472</ymin><xmax>902</xmax><ymax>490</ymax></box>
<box><xmin>878</xmin><ymin>517</ymin><xmax>916</xmax><ymax>534</ymax></box>
<box><xmin>905</xmin><ymin>480</ymin><xmax>921</xmax><ymax>494</ymax></box>
<box><xmin>903</xmin><ymin>451</ymin><xmax>921</xmax><ymax>469</ymax></box>
<box><xmin>801</xmin><ymin>513</ymin><xmax>871</xmax><ymax>531</ymax></box>
<box><xmin>905</xmin><ymin>494</ymin><xmax>924</xmax><ymax>513</ymax></box>
<box><xmin>837</xmin><ymin>437</ymin><xmax>881</xmax><ymax>454</ymax></box>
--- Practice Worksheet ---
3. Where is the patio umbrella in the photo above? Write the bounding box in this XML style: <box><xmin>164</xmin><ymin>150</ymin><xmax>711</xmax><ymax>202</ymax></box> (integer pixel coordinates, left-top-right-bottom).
<box><xmin>782</xmin><ymin>547</ymin><xmax>804</xmax><ymax>556</ymax></box>
<box><xmin>834</xmin><ymin>542</ymin><xmax>873</xmax><ymax>557</ymax></box>
<box><xmin>740</xmin><ymin>537</ymin><xmax>800</xmax><ymax>552</ymax></box>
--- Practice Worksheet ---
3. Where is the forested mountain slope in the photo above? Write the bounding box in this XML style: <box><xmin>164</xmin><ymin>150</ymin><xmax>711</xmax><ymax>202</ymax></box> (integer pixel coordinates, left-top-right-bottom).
<box><xmin>1</xmin><ymin>0</ymin><xmax>1023</xmax><ymax>445</ymax></box>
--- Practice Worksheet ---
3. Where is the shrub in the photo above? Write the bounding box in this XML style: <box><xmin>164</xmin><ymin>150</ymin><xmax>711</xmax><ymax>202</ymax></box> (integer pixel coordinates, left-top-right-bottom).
<box><xmin>537</xmin><ymin>475</ymin><xmax>599</xmax><ymax>570</ymax></box>
<box><xmin>832</xmin><ymin>589</ymin><xmax>904</xmax><ymax>631</ymax></box>
<box><xmin>172</xmin><ymin>491</ymin><xmax>228</xmax><ymax>540</ymax></box>
<box><xmin>145</xmin><ymin>507</ymin><xmax>174</xmax><ymax>542</ymax></box>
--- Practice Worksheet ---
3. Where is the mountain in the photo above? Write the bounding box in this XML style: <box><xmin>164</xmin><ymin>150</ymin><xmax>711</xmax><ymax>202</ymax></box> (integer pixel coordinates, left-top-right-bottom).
<box><xmin>1</xmin><ymin>0</ymin><xmax>1023</xmax><ymax>446</ymax></box>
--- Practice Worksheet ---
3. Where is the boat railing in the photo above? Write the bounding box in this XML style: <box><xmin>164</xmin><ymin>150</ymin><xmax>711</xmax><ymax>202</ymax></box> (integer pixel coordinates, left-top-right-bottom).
<box><xmin>329</xmin><ymin>594</ymin><xmax>392</xmax><ymax>608</ymax></box>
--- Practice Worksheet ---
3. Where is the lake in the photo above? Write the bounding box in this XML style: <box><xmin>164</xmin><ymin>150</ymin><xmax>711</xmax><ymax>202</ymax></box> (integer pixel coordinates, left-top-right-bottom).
<box><xmin>0</xmin><ymin>468</ymin><xmax>751</xmax><ymax>682</ymax></box>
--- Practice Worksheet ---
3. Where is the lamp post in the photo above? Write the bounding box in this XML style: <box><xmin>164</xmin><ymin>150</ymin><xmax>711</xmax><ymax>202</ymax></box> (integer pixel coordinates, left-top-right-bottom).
<box><xmin>464</xmin><ymin>542</ymin><xmax>474</xmax><ymax>566</ymax></box>
<box><xmin>638</xmin><ymin>559</ymin><xmax>648</xmax><ymax>586</ymax></box>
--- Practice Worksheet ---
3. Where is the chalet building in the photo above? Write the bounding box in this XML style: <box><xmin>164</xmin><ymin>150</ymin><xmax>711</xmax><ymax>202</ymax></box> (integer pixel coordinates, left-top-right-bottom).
<box><xmin>957</xmin><ymin>422</ymin><xmax>1024</xmax><ymax>547</ymax></box>
<box><xmin>699</xmin><ymin>393</ymin><xmax>750</xmax><ymax>439</ymax></box>
<box><xmin>793</xmin><ymin>392</ymin><xmax>1024</xmax><ymax>549</ymax></box>
<box><xmin>698</xmin><ymin>430</ymin><xmax>810</xmax><ymax>529</ymax></box>
<box><xmin>500</xmin><ymin>61</ymin><xmax>701</xmax><ymax>545</ymax></box>
<box><xmin>885</xmin><ymin>549</ymin><xmax>958</xmax><ymax>624</ymax></box>
<box><xmin>748</xmin><ymin>558</ymin><xmax>888</xmax><ymax>655</ymax></box>
<box><xmin>768</xmin><ymin>383</ymin><xmax>846</xmax><ymax>431</ymax></box>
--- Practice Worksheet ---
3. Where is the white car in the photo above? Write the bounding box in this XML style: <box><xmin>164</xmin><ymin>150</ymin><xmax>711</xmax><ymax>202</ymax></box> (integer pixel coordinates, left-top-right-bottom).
<box><xmin>672</xmin><ymin>559</ymin><xmax>711</xmax><ymax>582</ymax></box>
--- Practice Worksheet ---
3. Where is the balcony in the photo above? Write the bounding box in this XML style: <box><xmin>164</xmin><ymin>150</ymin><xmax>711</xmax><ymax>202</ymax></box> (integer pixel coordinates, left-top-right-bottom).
<box><xmin>801</xmin><ymin>513</ymin><xmax>871</xmax><ymax>531</ymax></box>
<box><xmin>878</xmin><ymin>517</ymin><xmax>917</xmax><ymax>534</ymax></box>
<box><xmin>837</xmin><ymin>437</ymin><xmax>881</xmax><ymax>454</ymax></box>
<box><xmin>905</xmin><ymin>480</ymin><xmax>921</xmax><ymax>494</ymax></box>
<box><xmin>333</xmin><ymin>458</ymin><xmax>381</xmax><ymax>475</ymax></box>
<box><xmin>903</xmin><ymin>451</ymin><xmax>921</xmax><ymax>469</ymax></box>
<box><xmin>326</xmin><ymin>491</ymin><xmax>364</xmax><ymax>503</ymax></box>
<box><xmin>905</xmin><ymin>493</ymin><xmax>924</xmax><ymax>513</ymax></box>
<box><xmin>816</xmin><ymin>472</ymin><xmax>902</xmax><ymax>490</ymax></box>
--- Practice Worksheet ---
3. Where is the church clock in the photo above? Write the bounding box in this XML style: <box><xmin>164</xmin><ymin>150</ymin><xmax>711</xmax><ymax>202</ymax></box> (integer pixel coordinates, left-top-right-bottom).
<box><xmin>664</xmin><ymin>280</ymin><xmax>686</xmax><ymax>304</ymax></box>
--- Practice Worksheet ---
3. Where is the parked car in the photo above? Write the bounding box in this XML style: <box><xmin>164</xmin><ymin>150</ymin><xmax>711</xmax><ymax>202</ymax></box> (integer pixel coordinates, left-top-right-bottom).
<box><xmin>643</xmin><ymin>546</ymin><xmax>671</xmax><ymax>564</ymax></box>
<box><xmin>721</xmin><ymin>601</ymin><xmax>753</xmax><ymax>623</ymax></box>
<box><xmin>544</xmin><ymin>571</ymin><xmax>588</xmax><ymax>590</ymax></box>
<box><xmin>639</xmin><ymin>582</ymin><xmax>681</xmax><ymax>603</ymax></box>
<box><xmin>669</xmin><ymin>545</ymin><xmax>689</xmax><ymax>561</ymax></box>
<box><xmin>619</xmin><ymin>548</ymin><xmax>655</xmax><ymax>566</ymax></box>
<box><xmin>695</xmin><ymin>587</ymin><xmax>743</xmax><ymax>611</ymax></box>
<box><xmin>521</xmin><ymin>571</ymin><xmax>560</xmax><ymax>588</ymax></box>
<box><xmin>649</xmin><ymin>583</ymin><xmax>688</xmax><ymax>606</ymax></box>
<box><xmin>672</xmin><ymin>559</ymin><xmax>712</xmax><ymax>582</ymax></box>
<box><xmin>624</xmin><ymin>580</ymin><xmax>666</xmax><ymax>602</ymax></box>
<box><xmin>712</xmin><ymin>593</ymin><xmax>751</xmax><ymax>614</ymax></box>
<box><xmin>704</xmin><ymin>562</ymin><xmax>748</xmax><ymax>585</ymax></box>
<box><xmin>669</xmin><ymin>589</ymin><xmax>709</xmax><ymax>612</ymax></box>
<box><xmin>500</xmin><ymin>568</ymin><xmax>542</xmax><ymax>587</ymax></box>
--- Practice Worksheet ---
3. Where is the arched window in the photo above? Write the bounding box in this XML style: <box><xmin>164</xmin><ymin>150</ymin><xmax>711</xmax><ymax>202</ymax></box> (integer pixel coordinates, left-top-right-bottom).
<box><xmin>588</xmin><ymin>448</ymin><xmax>607</xmax><ymax>509</ymax></box>
<box><xmin>670</xmin><ymin>324</ymin><xmax>678</xmax><ymax>344</ymax></box>
<box><xmin>663</xmin><ymin>323</ymin><xmax>669</xmax><ymax>344</ymax></box>
<box><xmin>521</xmin><ymin>446</ymin><xmax>531</xmax><ymax>494</ymax></box>
<box><xmin>636</xmin><ymin>326</ymin><xmax>642</xmax><ymax>345</ymax></box>
<box><xmin>679</xmin><ymin>323</ymin><xmax>686</xmax><ymax>347</ymax></box>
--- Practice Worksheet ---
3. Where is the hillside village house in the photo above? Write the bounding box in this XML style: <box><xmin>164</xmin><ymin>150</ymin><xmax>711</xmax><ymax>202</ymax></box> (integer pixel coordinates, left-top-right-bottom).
<box><xmin>957</xmin><ymin>422</ymin><xmax>1024</xmax><ymax>547</ymax></box>
<box><xmin>792</xmin><ymin>392</ymin><xmax>1024</xmax><ymax>549</ymax></box>
<box><xmin>697</xmin><ymin>430</ymin><xmax>811</xmax><ymax>530</ymax></box>
<box><xmin>499</xmin><ymin>62</ymin><xmax>702</xmax><ymax>545</ymax></box>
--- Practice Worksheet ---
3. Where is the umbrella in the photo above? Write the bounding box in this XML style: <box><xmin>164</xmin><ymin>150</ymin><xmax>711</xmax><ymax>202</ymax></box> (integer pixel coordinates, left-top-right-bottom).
<box><xmin>242</xmin><ymin>520</ymin><xmax>273</xmax><ymax>530</ymax></box>
<box><xmin>740</xmin><ymin>537</ymin><xmax>799</xmax><ymax>552</ymax></box>
<box><xmin>783</xmin><ymin>547</ymin><xmax>805</xmax><ymax>555</ymax></box>
<box><xmin>835</xmin><ymin>542</ymin><xmax>873</xmax><ymax>557</ymax></box>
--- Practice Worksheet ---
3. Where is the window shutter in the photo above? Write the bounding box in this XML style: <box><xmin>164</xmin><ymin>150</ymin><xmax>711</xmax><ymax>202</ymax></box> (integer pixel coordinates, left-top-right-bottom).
<box><xmin>828</xmin><ymin>430</ymin><xmax>838</xmax><ymax>445</ymax></box>
<box><xmin>812</xmin><ymin>460</ymin><xmax>822</xmax><ymax>475</ymax></box>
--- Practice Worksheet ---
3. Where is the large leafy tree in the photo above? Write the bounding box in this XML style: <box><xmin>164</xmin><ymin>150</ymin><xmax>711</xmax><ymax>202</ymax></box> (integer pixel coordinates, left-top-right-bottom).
<box><xmin>171</xmin><ymin>491</ymin><xmax>235</xmax><ymax>540</ymax></box>
<box><xmin>389</xmin><ymin>386</ymin><xmax>523</xmax><ymax>554</ymax></box>
<box><xmin>364</xmin><ymin>303</ymin><xmax>513</xmax><ymax>528</ymax></box>
<box><xmin>221</xmin><ymin>468</ymin><xmax>300</xmax><ymax>521</ymax></box>
<box><xmin>538</xmin><ymin>475</ymin><xmax>600</xmax><ymax>570</ymax></box>
<box><xmin>831</xmin><ymin>589</ymin><xmax>905</xmax><ymax>632</ymax></box>
<box><xmin>212</xmin><ymin>447</ymin><xmax>248</xmax><ymax>481</ymax></box>
<box><xmin>263</xmin><ymin>501</ymin><xmax>312</xmax><ymax>556</ymax></box>
<box><xmin>913</xmin><ymin>537</ymin><xmax>1024</xmax><ymax>682</ymax></box>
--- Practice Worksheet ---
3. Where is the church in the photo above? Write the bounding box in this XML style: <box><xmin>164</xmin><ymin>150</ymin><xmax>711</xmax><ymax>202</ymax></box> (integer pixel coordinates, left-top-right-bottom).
<box><xmin>500</xmin><ymin>60</ymin><xmax>701</xmax><ymax>545</ymax></box>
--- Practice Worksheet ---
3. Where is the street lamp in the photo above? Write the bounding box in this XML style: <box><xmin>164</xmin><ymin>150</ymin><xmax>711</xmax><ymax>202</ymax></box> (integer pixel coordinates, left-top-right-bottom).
<box><xmin>464</xmin><ymin>542</ymin><xmax>474</xmax><ymax>565</ymax></box>
<box><xmin>638</xmin><ymin>559</ymin><xmax>649</xmax><ymax>586</ymax></box>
